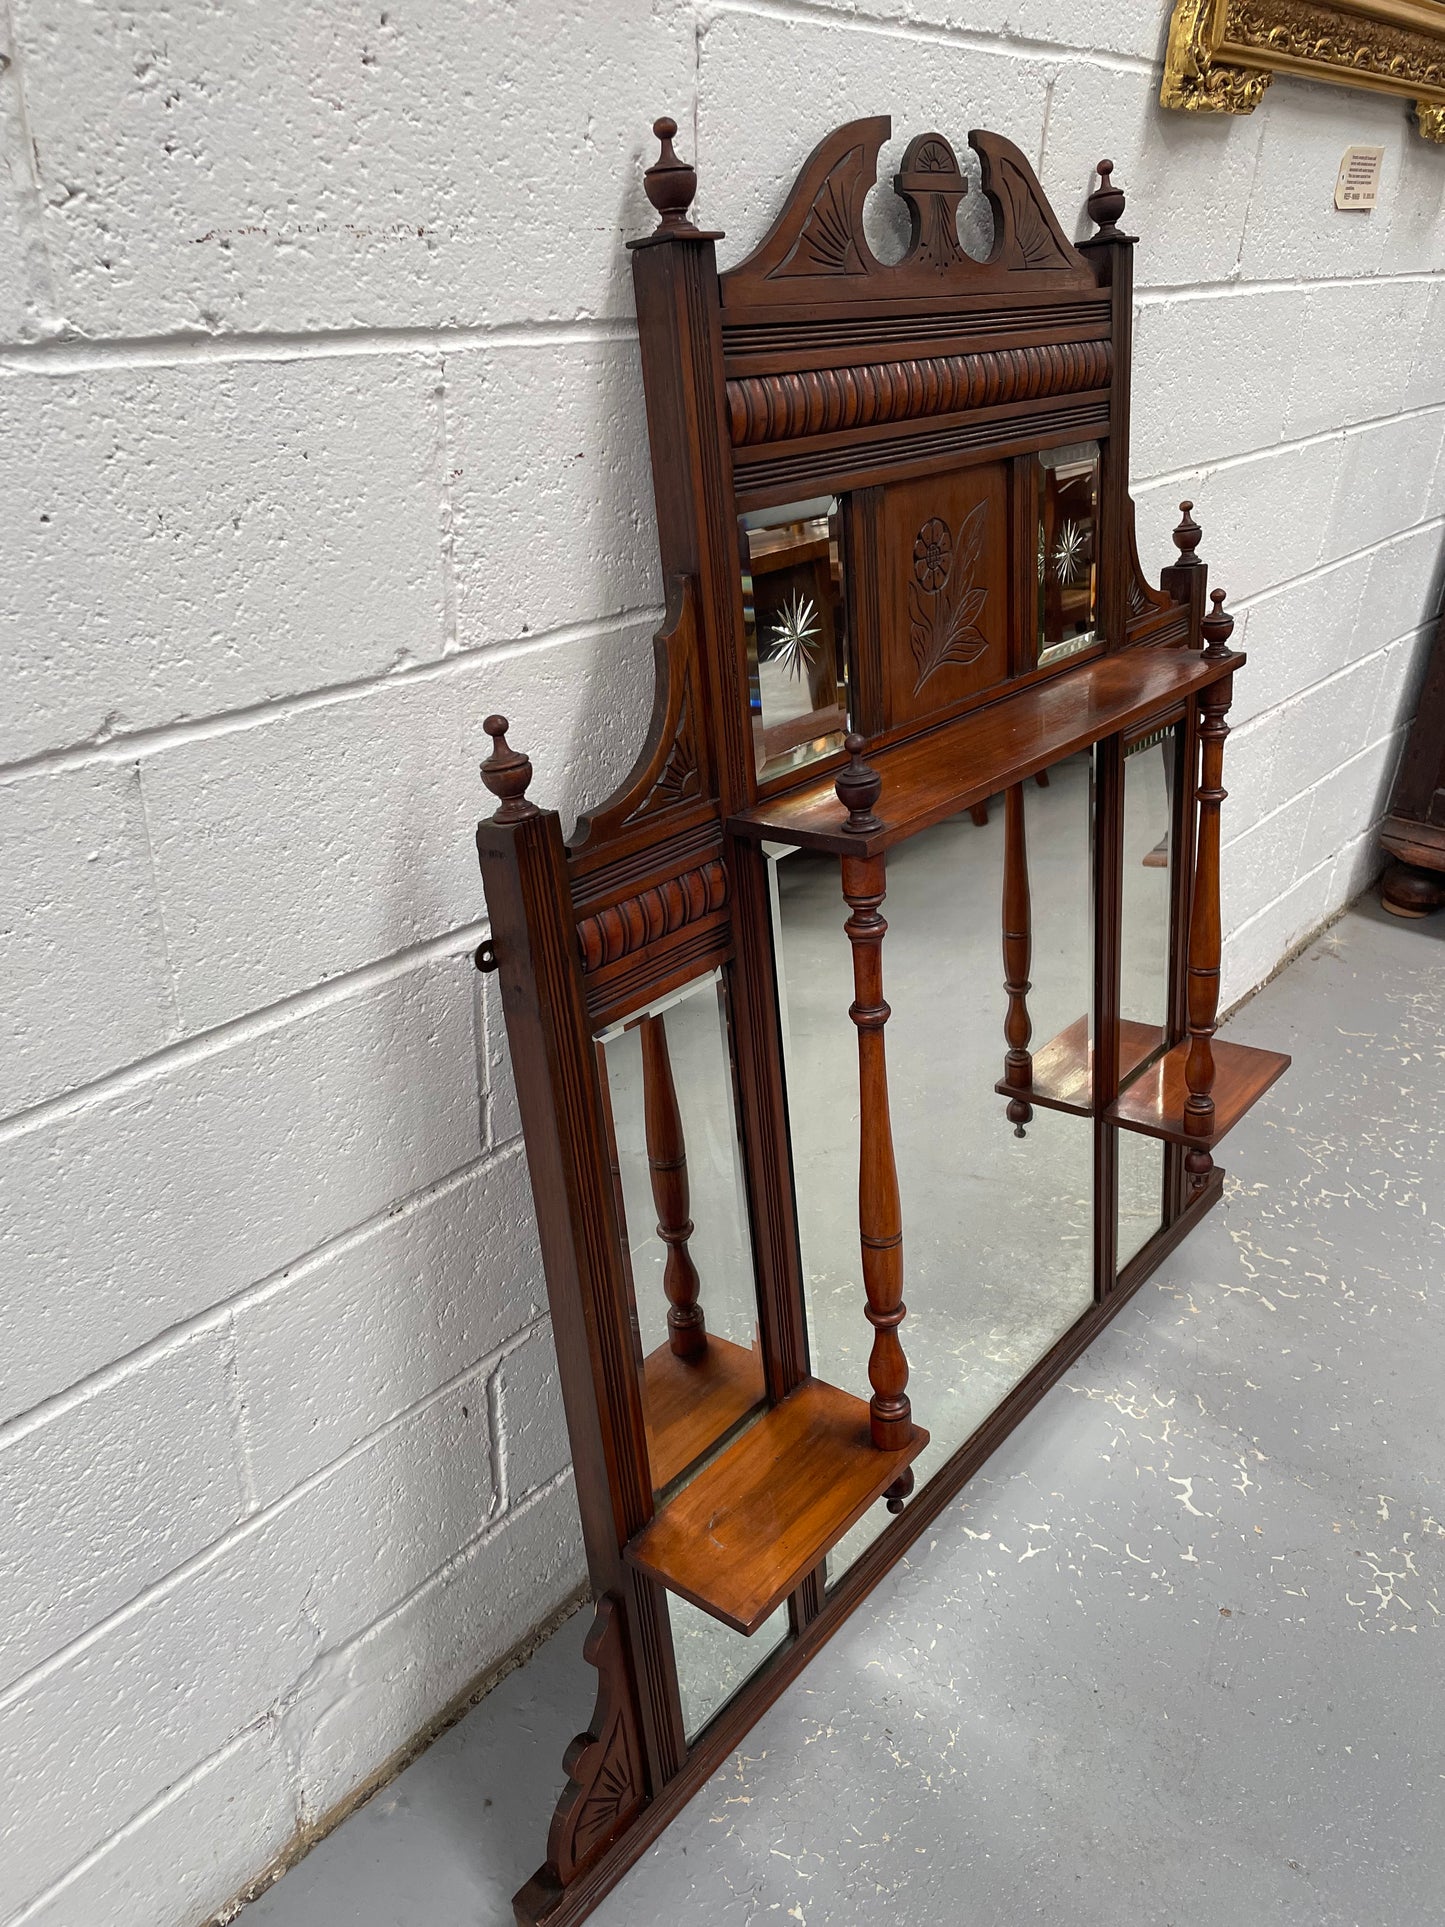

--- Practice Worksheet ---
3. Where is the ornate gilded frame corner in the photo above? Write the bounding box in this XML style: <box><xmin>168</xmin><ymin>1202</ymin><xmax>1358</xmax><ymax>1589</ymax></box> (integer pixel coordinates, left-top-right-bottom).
<box><xmin>1161</xmin><ymin>0</ymin><xmax>1445</xmax><ymax>140</ymax></box>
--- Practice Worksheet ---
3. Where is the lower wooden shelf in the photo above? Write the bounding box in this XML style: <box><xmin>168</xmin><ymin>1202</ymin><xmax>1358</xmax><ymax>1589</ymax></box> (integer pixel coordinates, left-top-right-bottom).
<box><xmin>996</xmin><ymin>1015</ymin><xmax>1165</xmax><ymax>1116</ymax></box>
<box><xmin>626</xmin><ymin>1377</ymin><xmax>929</xmax><ymax>1635</ymax></box>
<box><xmin>1106</xmin><ymin>1037</ymin><xmax>1291</xmax><ymax>1148</ymax></box>
<box><xmin>642</xmin><ymin>1333</ymin><xmax>767</xmax><ymax>1493</ymax></box>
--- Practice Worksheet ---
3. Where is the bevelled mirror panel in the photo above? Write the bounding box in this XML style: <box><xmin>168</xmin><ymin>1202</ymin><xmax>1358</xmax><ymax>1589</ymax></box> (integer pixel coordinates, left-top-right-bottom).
<box><xmin>1036</xmin><ymin>442</ymin><xmax>1101</xmax><ymax>668</ymax></box>
<box><xmin>767</xmin><ymin>754</ymin><xmax>1096</xmax><ymax>1589</ymax></box>
<box><xmin>1117</xmin><ymin>1128</ymin><xmax>1165</xmax><ymax>1273</ymax></box>
<box><xmin>595</xmin><ymin>970</ymin><xmax>767</xmax><ymax>1499</ymax></box>
<box><xmin>739</xmin><ymin>497</ymin><xmax>849</xmax><ymax>782</ymax></box>
<box><xmin>668</xmin><ymin>1594</ymin><xmax>790</xmax><ymax>1742</ymax></box>
<box><xmin>1120</xmin><ymin>721</ymin><xmax>1182</xmax><ymax>1089</ymax></box>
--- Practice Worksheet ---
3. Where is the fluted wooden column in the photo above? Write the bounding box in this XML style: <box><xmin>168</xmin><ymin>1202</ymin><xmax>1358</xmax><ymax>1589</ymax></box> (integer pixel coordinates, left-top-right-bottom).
<box><xmin>1184</xmin><ymin>590</ymin><xmax>1236</xmax><ymax>1195</ymax></box>
<box><xmin>836</xmin><ymin>738</ymin><xmax>913</xmax><ymax>1511</ymax></box>
<box><xmin>640</xmin><ymin>1014</ymin><xmax>706</xmax><ymax>1361</ymax></box>
<box><xmin>1001</xmin><ymin>782</ymin><xmax>1033</xmax><ymax>1136</ymax></box>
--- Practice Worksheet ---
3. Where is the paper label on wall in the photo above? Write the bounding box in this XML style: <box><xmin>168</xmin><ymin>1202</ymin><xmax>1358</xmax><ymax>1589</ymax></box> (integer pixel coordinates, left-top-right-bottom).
<box><xmin>1334</xmin><ymin>146</ymin><xmax>1384</xmax><ymax>211</ymax></box>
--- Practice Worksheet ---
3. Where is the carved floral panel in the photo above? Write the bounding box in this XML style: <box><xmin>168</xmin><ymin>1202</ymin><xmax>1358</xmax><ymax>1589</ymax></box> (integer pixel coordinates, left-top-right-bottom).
<box><xmin>878</xmin><ymin>464</ymin><xmax>1010</xmax><ymax>729</ymax></box>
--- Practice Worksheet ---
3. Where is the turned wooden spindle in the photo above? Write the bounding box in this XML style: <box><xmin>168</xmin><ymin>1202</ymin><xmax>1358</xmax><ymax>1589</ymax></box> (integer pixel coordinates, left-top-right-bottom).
<box><xmin>1184</xmin><ymin>590</ymin><xmax>1237</xmax><ymax>1192</ymax></box>
<box><xmin>639</xmin><ymin>1013</ymin><xmax>707</xmax><ymax>1363</ymax></box>
<box><xmin>1001</xmin><ymin>783</ymin><xmax>1034</xmax><ymax>1137</ymax></box>
<box><xmin>834</xmin><ymin>753</ymin><xmax>913</xmax><ymax>1511</ymax></box>
<box><xmin>480</xmin><ymin>715</ymin><xmax>538</xmax><ymax>822</ymax></box>
<box><xmin>643</xmin><ymin>115</ymin><xmax>701</xmax><ymax>238</ymax></box>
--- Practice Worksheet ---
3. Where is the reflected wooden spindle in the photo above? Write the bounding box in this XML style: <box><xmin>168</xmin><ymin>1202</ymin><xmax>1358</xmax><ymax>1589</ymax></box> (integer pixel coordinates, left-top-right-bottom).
<box><xmin>1001</xmin><ymin>782</ymin><xmax>1034</xmax><ymax>1136</ymax></box>
<box><xmin>835</xmin><ymin>742</ymin><xmax>914</xmax><ymax>1512</ymax></box>
<box><xmin>639</xmin><ymin>1014</ymin><xmax>707</xmax><ymax>1362</ymax></box>
<box><xmin>1184</xmin><ymin>591</ymin><xmax>1237</xmax><ymax>1192</ymax></box>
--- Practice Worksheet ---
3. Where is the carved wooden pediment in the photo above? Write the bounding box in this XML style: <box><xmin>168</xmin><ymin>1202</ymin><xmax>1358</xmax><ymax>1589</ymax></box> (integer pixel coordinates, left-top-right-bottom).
<box><xmin>719</xmin><ymin>118</ymin><xmax>1096</xmax><ymax>308</ymax></box>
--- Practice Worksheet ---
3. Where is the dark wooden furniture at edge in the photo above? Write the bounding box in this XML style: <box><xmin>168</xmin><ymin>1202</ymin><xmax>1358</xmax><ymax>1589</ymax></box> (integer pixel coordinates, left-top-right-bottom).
<box><xmin>473</xmin><ymin>116</ymin><xmax>1291</xmax><ymax>1927</ymax></box>
<box><xmin>1380</xmin><ymin>600</ymin><xmax>1445</xmax><ymax>916</ymax></box>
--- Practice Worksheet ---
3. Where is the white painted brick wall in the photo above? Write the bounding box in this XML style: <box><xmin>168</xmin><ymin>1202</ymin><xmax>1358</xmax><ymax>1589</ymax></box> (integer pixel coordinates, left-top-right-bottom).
<box><xmin>2</xmin><ymin>4</ymin><xmax>1441</xmax><ymax>1922</ymax></box>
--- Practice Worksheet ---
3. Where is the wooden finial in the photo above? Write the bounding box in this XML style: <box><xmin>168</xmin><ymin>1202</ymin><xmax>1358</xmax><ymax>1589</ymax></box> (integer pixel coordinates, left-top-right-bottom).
<box><xmin>1201</xmin><ymin>588</ymin><xmax>1235</xmax><ymax>660</ymax></box>
<box><xmin>1087</xmin><ymin>158</ymin><xmax>1127</xmax><ymax>240</ymax></box>
<box><xmin>1172</xmin><ymin>500</ymin><xmax>1203</xmax><ymax>568</ymax></box>
<box><xmin>835</xmin><ymin>733</ymin><xmax>883</xmax><ymax>835</ymax></box>
<box><xmin>480</xmin><ymin>715</ymin><xmax>537</xmax><ymax>822</ymax></box>
<box><xmin>644</xmin><ymin>115</ymin><xmax>700</xmax><ymax>236</ymax></box>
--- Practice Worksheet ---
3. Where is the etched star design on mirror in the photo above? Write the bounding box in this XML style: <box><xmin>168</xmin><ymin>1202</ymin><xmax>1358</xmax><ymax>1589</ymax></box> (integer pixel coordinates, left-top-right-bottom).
<box><xmin>768</xmin><ymin>590</ymin><xmax>822</xmax><ymax>680</ymax></box>
<box><xmin>1052</xmin><ymin>519</ymin><xmax>1088</xmax><ymax>585</ymax></box>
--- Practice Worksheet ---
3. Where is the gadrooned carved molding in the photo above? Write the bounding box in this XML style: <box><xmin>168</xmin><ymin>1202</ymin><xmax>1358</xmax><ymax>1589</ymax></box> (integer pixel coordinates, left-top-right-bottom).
<box><xmin>1162</xmin><ymin>0</ymin><xmax>1445</xmax><ymax>138</ymax></box>
<box><xmin>577</xmin><ymin>858</ymin><xmax>728</xmax><ymax>973</ymax></box>
<box><xmin>725</xmin><ymin>340</ymin><xmax>1112</xmax><ymax>447</ymax></box>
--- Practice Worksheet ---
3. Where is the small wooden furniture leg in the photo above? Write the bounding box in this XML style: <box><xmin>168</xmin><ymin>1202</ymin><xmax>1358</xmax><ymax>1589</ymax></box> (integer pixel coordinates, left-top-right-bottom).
<box><xmin>640</xmin><ymin>1013</ymin><xmax>707</xmax><ymax>1362</ymax></box>
<box><xmin>1184</xmin><ymin>591</ymin><xmax>1236</xmax><ymax>1194</ymax></box>
<box><xmin>836</xmin><ymin>737</ymin><xmax>914</xmax><ymax>1512</ymax></box>
<box><xmin>1381</xmin><ymin>859</ymin><xmax>1445</xmax><ymax>918</ymax></box>
<box><xmin>1001</xmin><ymin>782</ymin><xmax>1034</xmax><ymax>1136</ymax></box>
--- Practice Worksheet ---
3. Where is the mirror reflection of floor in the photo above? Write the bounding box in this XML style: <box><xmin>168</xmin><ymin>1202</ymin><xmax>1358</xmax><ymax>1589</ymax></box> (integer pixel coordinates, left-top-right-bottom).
<box><xmin>667</xmin><ymin>747</ymin><xmax>1176</xmax><ymax>1733</ymax></box>
<box><xmin>243</xmin><ymin>902</ymin><xmax>1442</xmax><ymax>1927</ymax></box>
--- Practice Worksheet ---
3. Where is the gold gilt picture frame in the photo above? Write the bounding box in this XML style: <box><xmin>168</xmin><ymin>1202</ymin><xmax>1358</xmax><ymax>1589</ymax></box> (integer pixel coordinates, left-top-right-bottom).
<box><xmin>1162</xmin><ymin>0</ymin><xmax>1445</xmax><ymax>139</ymax></box>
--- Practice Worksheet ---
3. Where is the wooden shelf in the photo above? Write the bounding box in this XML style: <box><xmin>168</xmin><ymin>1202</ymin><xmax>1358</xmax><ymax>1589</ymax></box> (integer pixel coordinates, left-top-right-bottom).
<box><xmin>996</xmin><ymin>1015</ymin><xmax>1165</xmax><ymax>1117</ymax></box>
<box><xmin>642</xmin><ymin>1334</ymin><xmax>767</xmax><ymax>1492</ymax></box>
<box><xmin>1106</xmin><ymin>1038</ymin><xmax>1291</xmax><ymax>1149</ymax></box>
<box><xmin>728</xmin><ymin>648</ymin><xmax>1235</xmax><ymax>858</ymax></box>
<box><xmin>627</xmin><ymin>1378</ymin><xmax>929</xmax><ymax>1635</ymax></box>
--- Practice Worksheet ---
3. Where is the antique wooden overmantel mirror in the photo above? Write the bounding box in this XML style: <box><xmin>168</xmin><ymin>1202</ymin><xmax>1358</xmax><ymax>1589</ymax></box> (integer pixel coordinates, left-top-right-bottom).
<box><xmin>474</xmin><ymin>115</ymin><xmax>1290</xmax><ymax>1927</ymax></box>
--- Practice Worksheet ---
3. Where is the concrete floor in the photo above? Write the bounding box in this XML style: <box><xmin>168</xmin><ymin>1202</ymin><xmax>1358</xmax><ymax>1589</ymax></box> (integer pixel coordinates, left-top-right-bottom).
<box><xmin>244</xmin><ymin>899</ymin><xmax>1445</xmax><ymax>1927</ymax></box>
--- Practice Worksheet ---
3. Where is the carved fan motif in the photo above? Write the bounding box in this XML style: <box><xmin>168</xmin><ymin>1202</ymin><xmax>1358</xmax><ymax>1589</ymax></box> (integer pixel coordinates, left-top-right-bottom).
<box><xmin>628</xmin><ymin>690</ymin><xmax>701</xmax><ymax>822</ymax></box>
<box><xmin>912</xmin><ymin>138</ymin><xmax>955</xmax><ymax>172</ymax></box>
<box><xmin>770</xmin><ymin>145</ymin><xmax>871</xmax><ymax>277</ymax></box>
<box><xmin>569</xmin><ymin>577</ymin><xmax>707</xmax><ymax>853</ymax></box>
<box><xmin>568</xmin><ymin>1704</ymin><xmax>638</xmax><ymax>1863</ymax></box>
<box><xmin>545</xmin><ymin>1596</ymin><xmax>644</xmax><ymax>1885</ymax></box>
<box><xmin>909</xmin><ymin>501</ymin><xmax>990</xmax><ymax>693</ymax></box>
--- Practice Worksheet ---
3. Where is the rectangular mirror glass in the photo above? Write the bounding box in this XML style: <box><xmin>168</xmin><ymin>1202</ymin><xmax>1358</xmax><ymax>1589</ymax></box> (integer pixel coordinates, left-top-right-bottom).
<box><xmin>595</xmin><ymin>970</ymin><xmax>767</xmax><ymax>1499</ymax></box>
<box><xmin>1120</xmin><ymin>721</ymin><xmax>1182</xmax><ymax>1089</ymax></box>
<box><xmin>739</xmin><ymin>497</ymin><xmax>849</xmax><ymax>782</ymax></box>
<box><xmin>668</xmin><ymin>1594</ymin><xmax>789</xmax><ymax>1742</ymax></box>
<box><xmin>1036</xmin><ymin>442</ymin><xmax>1100</xmax><ymax>668</ymax></box>
<box><xmin>768</xmin><ymin>754</ymin><xmax>1096</xmax><ymax>1589</ymax></box>
<box><xmin>1117</xmin><ymin>1128</ymin><xmax>1165</xmax><ymax>1272</ymax></box>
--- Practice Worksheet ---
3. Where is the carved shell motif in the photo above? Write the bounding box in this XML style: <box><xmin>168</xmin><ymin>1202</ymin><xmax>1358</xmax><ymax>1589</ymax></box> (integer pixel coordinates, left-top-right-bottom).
<box><xmin>908</xmin><ymin>502</ymin><xmax>990</xmax><ymax>693</ymax></box>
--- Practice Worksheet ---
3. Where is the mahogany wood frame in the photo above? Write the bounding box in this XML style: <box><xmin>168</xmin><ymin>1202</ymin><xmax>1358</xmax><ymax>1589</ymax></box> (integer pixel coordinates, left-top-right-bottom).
<box><xmin>473</xmin><ymin>115</ymin><xmax>1288</xmax><ymax>1927</ymax></box>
